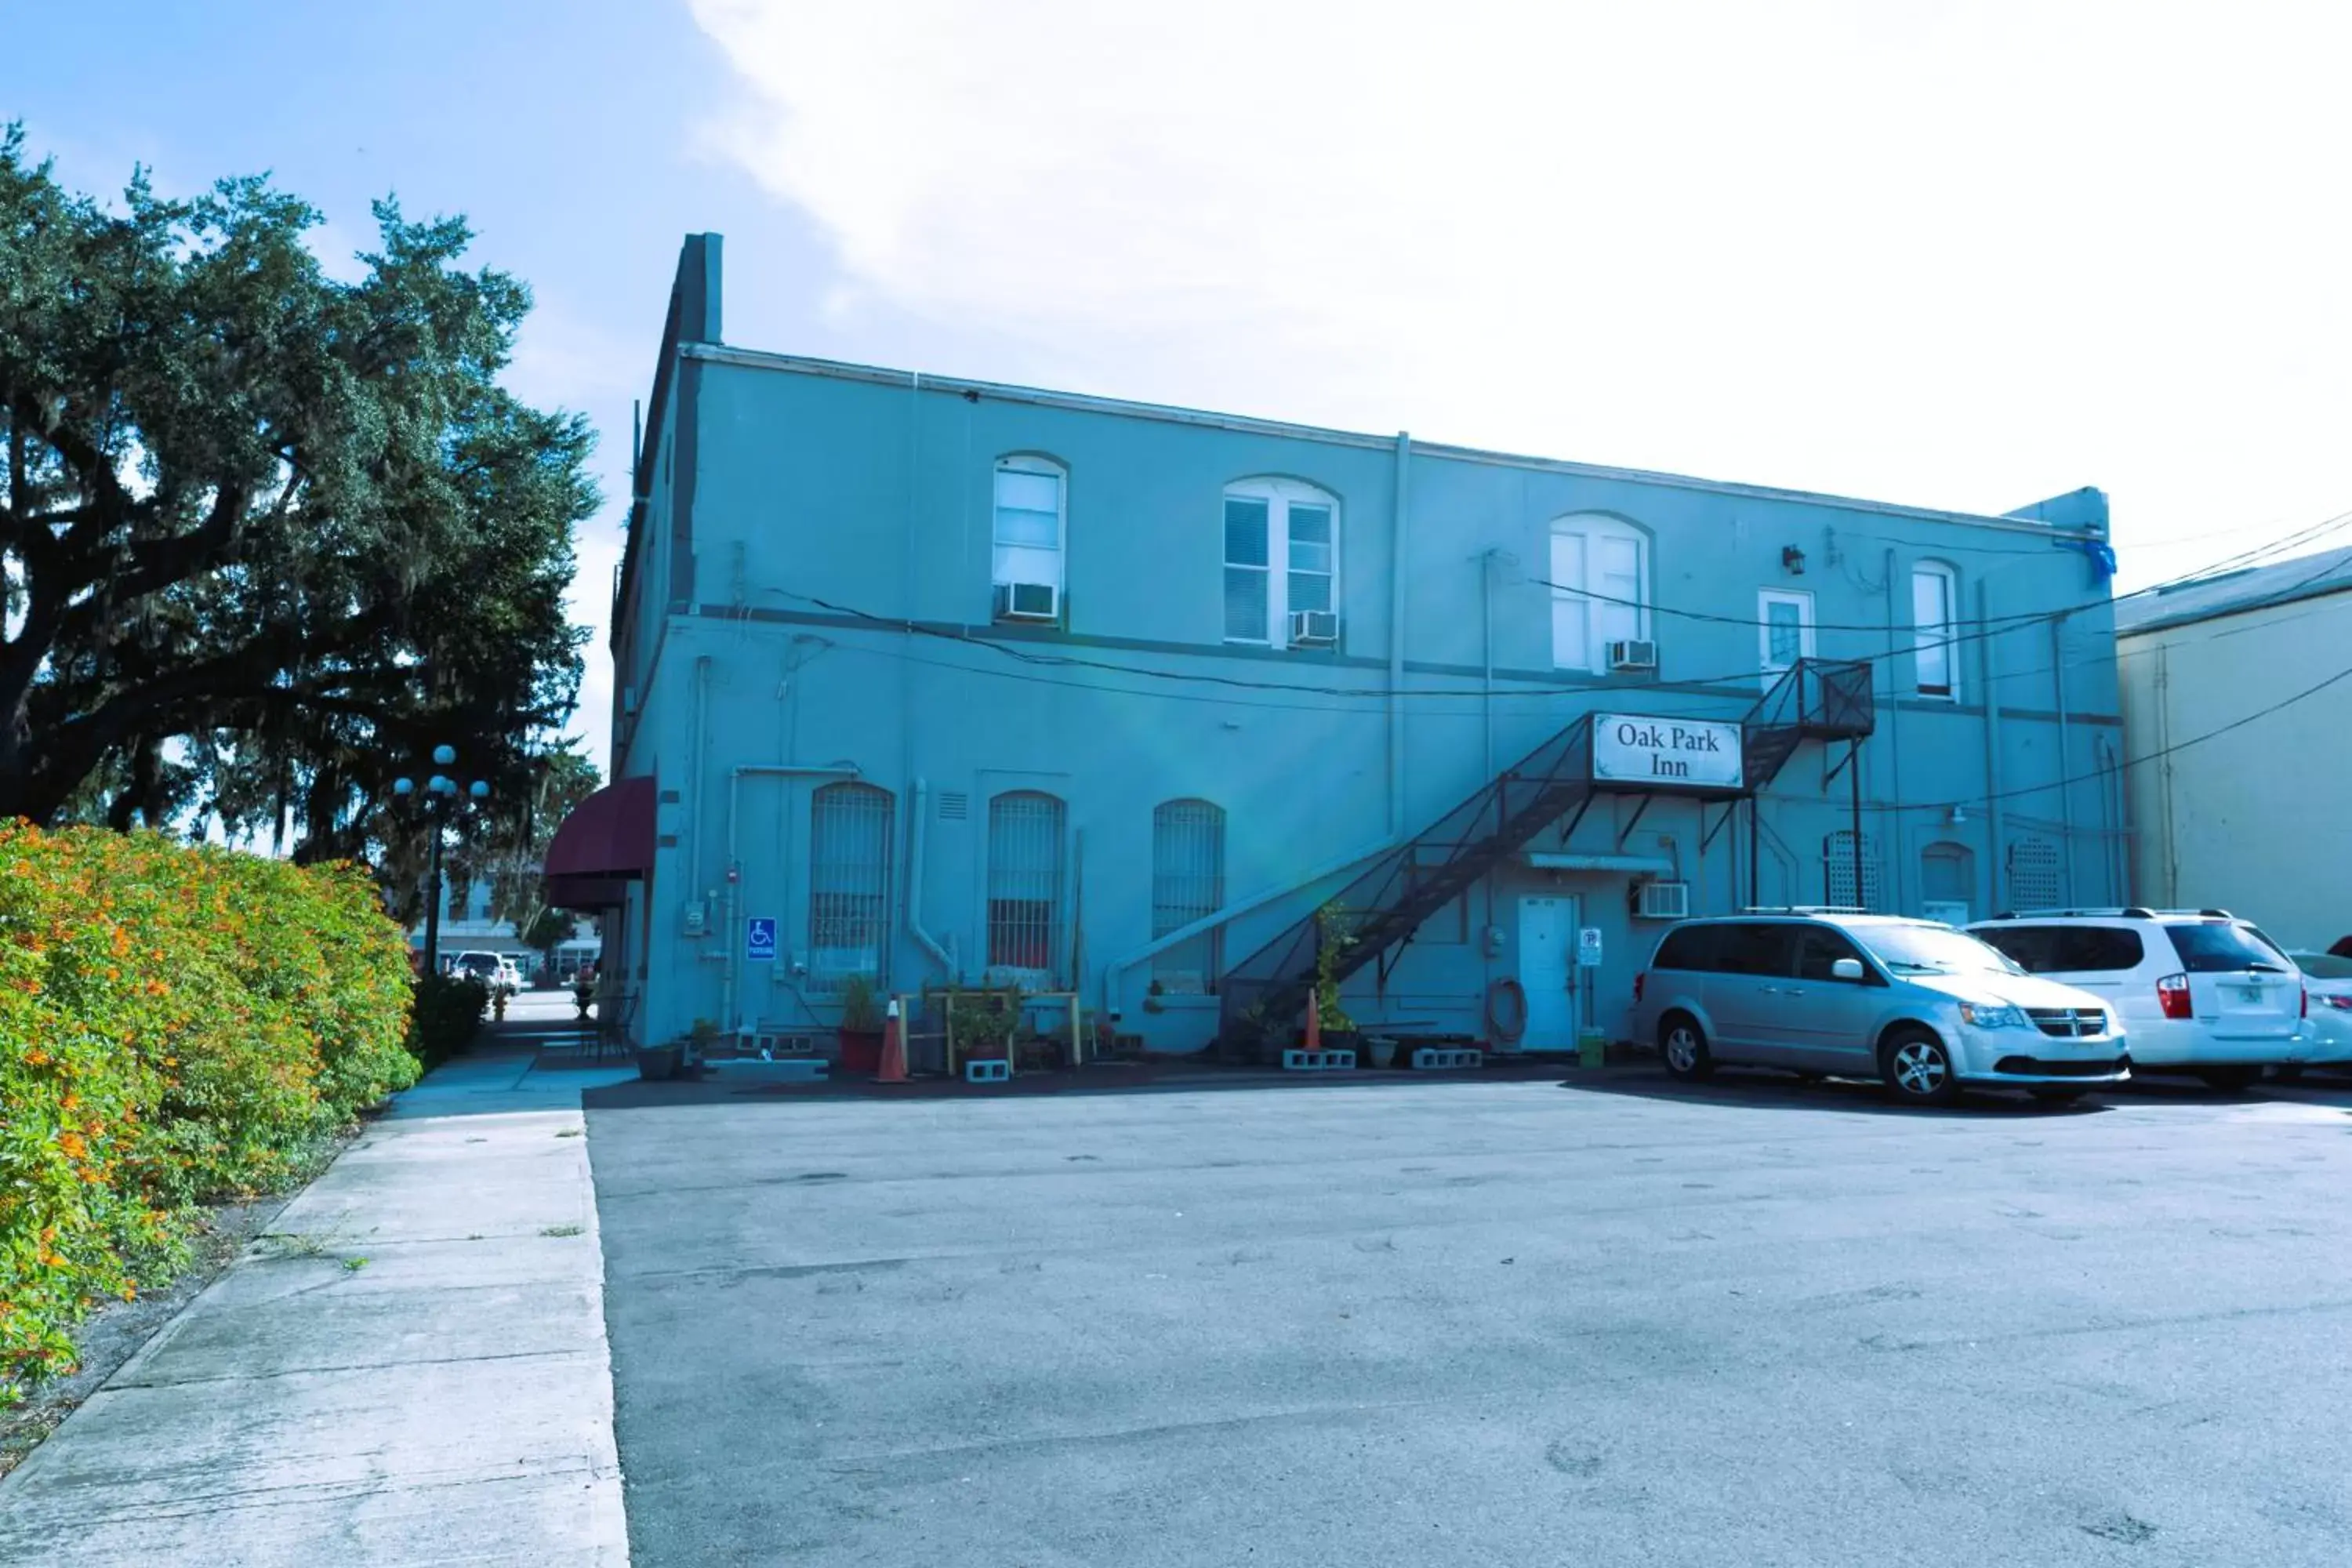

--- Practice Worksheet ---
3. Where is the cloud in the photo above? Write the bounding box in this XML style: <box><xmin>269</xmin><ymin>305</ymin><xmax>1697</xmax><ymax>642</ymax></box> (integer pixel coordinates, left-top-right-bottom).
<box><xmin>688</xmin><ymin>0</ymin><xmax>2352</xmax><ymax>581</ymax></box>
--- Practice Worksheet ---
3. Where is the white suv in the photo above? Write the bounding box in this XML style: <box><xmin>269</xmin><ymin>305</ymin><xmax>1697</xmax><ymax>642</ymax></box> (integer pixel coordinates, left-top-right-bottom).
<box><xmin>1968</xmin><ymin>909</ymin><xmax>2311</xmax><ymax>1090</ymax></box>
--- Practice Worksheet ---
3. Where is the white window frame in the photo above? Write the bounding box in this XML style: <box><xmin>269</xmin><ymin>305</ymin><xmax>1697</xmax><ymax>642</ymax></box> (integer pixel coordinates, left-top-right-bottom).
<box><xmin>1757</xmin><ymin>587</ymin><xmax>1816</xmax><ymax>687</ymax></box>
<box><xmin>1550</xmin><ymin>515</ymin><xmax>1652</xmax><ymax>671</ymax></box>
<box><xmin>1223</xmin><ymin>477</ymin><xmax>1340</xmax><ymax>648</ymax></box>
<box><xmin>1912</xmin><ymin>561</ymin><xmax>1959</xmax><ymax>699</ymax></box>
<box><xmin>993</xmin><ymin>455</ymin><xmax>1067</xmax><ymax>599</ymax></box>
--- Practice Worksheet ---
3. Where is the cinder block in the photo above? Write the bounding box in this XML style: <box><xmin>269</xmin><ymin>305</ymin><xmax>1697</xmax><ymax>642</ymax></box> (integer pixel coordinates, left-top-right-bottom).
<box><xmin>1325</xmin><ymin>1049</ymin><xmax>1357</xmax><ymax>1070</ymax></box>
<box><xmin>1283</xmin><ymin>1048</ymin><xmax>1312</xmax><ymax>1071</ymax></box>
<box><xmin>964</xmin><ymin>1058</ymin><xmax>1011</xmax><ymax>1083</ymax></box>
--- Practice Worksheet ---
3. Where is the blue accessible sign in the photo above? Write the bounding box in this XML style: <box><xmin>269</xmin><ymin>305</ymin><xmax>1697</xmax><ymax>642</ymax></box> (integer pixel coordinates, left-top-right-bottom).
<box><xmin>746</xmin><ymin>917</ymin><xmax>778</xmax><ymax>964</ymax></box>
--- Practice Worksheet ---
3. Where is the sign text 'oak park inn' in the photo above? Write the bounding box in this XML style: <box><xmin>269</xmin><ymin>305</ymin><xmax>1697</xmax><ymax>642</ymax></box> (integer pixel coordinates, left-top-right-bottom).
<box><xmin>1592</xmin><ymin>715</ymin><xmax>1745</xmax><ymax>791</ymax></box>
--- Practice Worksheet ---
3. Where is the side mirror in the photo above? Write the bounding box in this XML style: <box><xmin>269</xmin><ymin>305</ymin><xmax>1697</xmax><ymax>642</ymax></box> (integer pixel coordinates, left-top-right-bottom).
<box><xmin>1831</xmin><ymin>958</ymin><xmax>1866</xmax><ymax>982</ymax></box>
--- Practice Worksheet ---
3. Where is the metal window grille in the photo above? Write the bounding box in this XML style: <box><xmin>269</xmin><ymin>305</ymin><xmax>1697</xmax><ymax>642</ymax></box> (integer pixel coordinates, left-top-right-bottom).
<box><xmin>1824</xmin><ymin>829</ymin><xmax>1882</xmax><ymax>911</ymax></box>
<box><xmin>1151</xmin><ymin>800</ymin><xmax>1225</xmax><ymax>994</ymax></box>
<box><xmin>2008</xmin><ymin>835</ymin><xmax>2061</xmax><ymax>913</ymax></box>
<box><xmin>808</xmin><ymin>782</ymin><xmax>894</xmax><ymax>988</ymax></box>
<box><xmin>987</xmin><ymin>791</ymin><xmax>1066</xmax><ymax>981</ymax></box>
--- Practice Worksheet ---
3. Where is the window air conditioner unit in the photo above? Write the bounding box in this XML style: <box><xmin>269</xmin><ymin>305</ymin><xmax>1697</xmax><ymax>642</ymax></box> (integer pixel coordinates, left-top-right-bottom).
<box><xmin>1288</xmin><ymin>610</ymin><xmax>1340</xmax><ymax>646</ymax></box>
<box><xmin>993</xmin><ymin>581</ymin><xmax>1060</xmax><ymax>622</ymax></box>
<box><xmin>1607</xmin><ymin>638</ymin><xmax>1658</xmax><ymax>672</ymax></box>
<box><xmin>1637</xmin><ymin>880</ymin><xmax>1691</xmax><ymax>920</ymax></box>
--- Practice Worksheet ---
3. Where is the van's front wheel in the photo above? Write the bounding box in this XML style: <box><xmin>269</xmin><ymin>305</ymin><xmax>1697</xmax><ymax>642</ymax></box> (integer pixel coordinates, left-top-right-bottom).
<box><xmin>1882</xmin><ymin>1029</ymin><xmax>1960</xmax><ymax>1107</ymax></box>
<box><xmin>1659</xmin><ymin>1015</ymin><xmax>1714</xmax><ymax>1083</ymax></box>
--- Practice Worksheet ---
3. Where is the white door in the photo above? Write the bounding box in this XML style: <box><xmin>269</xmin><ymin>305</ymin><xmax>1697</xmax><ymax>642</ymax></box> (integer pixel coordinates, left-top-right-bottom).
<box><xmin>1758</xmin><ymin>589</ymin><xmax>1816</xmax><ymax>688</ymax></box>
<box><xmin>1519</xmin><ymin>895</ymin><xmax>1577</xmax><ymax>1048</ymax></box>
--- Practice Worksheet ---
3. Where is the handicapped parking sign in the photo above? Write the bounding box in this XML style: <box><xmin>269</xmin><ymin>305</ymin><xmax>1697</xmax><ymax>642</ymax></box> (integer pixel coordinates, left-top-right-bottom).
<box><xmin>746</xmin><ymin>917</ymin><xmax>778</xmax><ymax>963</ymax></box>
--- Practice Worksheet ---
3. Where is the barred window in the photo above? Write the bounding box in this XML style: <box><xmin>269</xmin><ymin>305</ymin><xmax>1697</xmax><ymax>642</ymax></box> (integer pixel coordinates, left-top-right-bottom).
<box><xmin>1151</xmin><ymin>800</ymin><xmax>1225</xmax><ymax>994</ymax></box>
<box><xmin>987</xmin><ymin>791</ymin><xmax>1066</xmax><ymax>981</ymax></box>
<box><xmin>2008</xmin><ymin>834</ymin><xmax>2062</xmax><ymax>913</ymax></box>
<box><xmin>1824</xmin><ymin>829</ymin><xmax>1882</xmax><ymax>911</ymax></box>
<box><xmin>808</xmin><ymin>782</ymin><xmax>894</xmax><ymax>985</ymax></box>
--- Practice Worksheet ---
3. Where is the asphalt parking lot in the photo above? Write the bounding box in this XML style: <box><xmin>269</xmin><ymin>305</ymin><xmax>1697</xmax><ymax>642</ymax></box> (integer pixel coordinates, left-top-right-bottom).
<box><xmin>586</xmin><ymin>1069</ymin><xmax>2352</xmax><ymax>1566</ymax></box>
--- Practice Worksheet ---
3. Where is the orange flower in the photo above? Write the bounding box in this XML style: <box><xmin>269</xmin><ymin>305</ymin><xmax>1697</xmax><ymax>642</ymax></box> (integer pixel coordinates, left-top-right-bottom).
<box><xmin>24</xmin><ymin>1048</ymin><xmax>49</xmax><ymax>1066</ymax></box>
<box><xmin>60</xmin><ymin>1133</ymin><xmax>86</xmax><ymax>1159</ymax></box>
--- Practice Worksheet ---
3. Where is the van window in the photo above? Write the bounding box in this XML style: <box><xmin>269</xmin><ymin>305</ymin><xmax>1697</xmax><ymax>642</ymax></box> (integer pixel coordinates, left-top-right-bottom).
<box><xmin>1718</xmin><ymin>924</ymin><xmax>1794</xmax><ymax>978</ymax></box>
<box><xmin>2165</xmin><ymin>922</ymin><xmax>2292</xmax><ymax>973</ymax></box>
<box><xmin>1652</xmin><ymin>924</ymin><xmax>1722</xmax><ymax>972</ymax></box>
<box><xmin>1792</xmin><ymin>926</ymin><xmax>1867</xmax><ymax>982</ymax></box>
<box><xmin>1980</xmin><ymin>924</ymin><xmax>2143</xmax><ymax>973</ymax></box>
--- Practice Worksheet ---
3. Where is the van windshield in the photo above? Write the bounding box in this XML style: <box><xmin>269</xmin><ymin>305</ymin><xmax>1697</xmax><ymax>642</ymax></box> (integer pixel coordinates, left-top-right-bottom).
<box><xmin>1857</xmin><ymin>924</ymin><xmax>2023</xmax><ymax>977</ymax></box>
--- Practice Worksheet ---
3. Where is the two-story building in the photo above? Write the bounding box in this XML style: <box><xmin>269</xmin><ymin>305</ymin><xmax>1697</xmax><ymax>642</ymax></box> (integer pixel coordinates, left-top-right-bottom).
<box><xmin>548</xmin><ymin>234</ymin><xmax>2129</xmax><ymax>1058</ymax></box>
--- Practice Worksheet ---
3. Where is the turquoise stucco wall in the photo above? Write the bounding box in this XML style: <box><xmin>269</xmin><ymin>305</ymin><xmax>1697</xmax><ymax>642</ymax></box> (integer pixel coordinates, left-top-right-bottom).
<box><xmin>606</xmin><ymin>322</ymin><xmax>2123</xmax><ymax>1054</ymax></box>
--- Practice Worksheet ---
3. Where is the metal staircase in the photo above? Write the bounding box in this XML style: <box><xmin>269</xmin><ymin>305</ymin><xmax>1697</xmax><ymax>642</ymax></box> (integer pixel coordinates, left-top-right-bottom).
<box><xmin>1212</xmin><ymin>658</ymin><xmax>1875</xmax><ymax>1058</ymax></box>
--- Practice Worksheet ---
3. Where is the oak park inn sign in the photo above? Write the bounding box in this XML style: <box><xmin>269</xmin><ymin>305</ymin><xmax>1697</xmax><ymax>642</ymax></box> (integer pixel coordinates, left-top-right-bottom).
<box><xmin>1592</xmin><ymin>714</ymin><xmax>1745</xmax><ymax>791</ymax></box>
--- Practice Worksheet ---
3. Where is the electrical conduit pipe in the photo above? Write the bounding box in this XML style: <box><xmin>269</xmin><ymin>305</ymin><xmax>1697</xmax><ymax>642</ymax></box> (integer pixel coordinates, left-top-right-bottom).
<box><xmin>908</xmin><ymin>779</ymin><xmax>954</xmax><ymax>977</ymax></box>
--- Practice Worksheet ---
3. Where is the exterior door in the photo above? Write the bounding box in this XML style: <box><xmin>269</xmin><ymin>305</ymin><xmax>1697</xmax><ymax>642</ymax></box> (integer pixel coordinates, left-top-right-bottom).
<box><xmin>1759</xmin><ymin>590</ymin><xmax>1816</xmax><ymax>688</ymax></box>
<box><xmin>1518</xmin><ymin>895</ymin><xmax>1577</xmax><ymax>1049</ymax></box>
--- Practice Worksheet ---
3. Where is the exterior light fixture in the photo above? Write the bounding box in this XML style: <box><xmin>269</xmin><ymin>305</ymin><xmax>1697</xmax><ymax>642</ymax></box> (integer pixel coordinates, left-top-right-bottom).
<box><xmin>1782</xmin><ymin>546</ymin><xmax>1807</xmax><ymax>575</ymax></box>
<box><xmin>1947</xmin><ymin>804</ymin><xmax>1968</xmax><ymax>826</ymax></box>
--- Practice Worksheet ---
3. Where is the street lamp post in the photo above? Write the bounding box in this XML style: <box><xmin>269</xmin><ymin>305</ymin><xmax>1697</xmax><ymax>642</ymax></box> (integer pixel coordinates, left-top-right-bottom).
<box><xmin>394</xmin><ymin>744</ymin><xmax>490</xmax><ymax>976</ymax></box>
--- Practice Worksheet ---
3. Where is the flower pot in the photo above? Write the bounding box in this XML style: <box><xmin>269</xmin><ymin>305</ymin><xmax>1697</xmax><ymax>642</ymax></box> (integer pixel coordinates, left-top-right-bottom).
<box><xmin>837</xmin><ymin>1028</ymin><xmax>885</xmax><ymax>1074</ymax></box>
<box><xmin>1364</xmin><ymin>1035</ymin><xmax>1398</xmax><ymax>1069</ymax></box>
<box><xmin>1325</xmin><ymin>1029</ymin><xmax>1359</xmax><ymax>1057</ymax></box>
<box><xmin>636</xmin><ymin>1044</ymin><xmax>682</xmax><ymax>1082</ymax></box>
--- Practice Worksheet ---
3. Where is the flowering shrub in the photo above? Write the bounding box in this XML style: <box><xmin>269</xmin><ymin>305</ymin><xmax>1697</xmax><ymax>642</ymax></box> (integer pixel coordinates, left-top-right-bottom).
<box><xmin>0</xmin><ymin>824</ymin><xmax>419</xmax><ymax>1401</ymax></box>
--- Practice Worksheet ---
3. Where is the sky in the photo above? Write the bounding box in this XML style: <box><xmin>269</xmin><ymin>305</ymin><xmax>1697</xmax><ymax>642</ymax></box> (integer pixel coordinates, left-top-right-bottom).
<box><xmin>9</xmin><ymin>0</ymin><xmax>2350</xmax><ymax>779</ymax></box>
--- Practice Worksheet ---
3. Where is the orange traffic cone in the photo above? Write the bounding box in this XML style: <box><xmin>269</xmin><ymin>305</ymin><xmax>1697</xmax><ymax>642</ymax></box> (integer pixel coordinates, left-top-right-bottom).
<box><xmin>877</xmin><ymin>998</ymin><xmax>908</xmax><ymax>1083</ymax></box>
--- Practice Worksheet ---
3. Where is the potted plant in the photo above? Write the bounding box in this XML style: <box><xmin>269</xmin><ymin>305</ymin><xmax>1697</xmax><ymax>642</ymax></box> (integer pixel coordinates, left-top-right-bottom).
<box><xmin>949</xmin><ymin>991</ymin><xmax>1016</xmax><ymax>1063</ymax></box>
<box><xmin>1142</xmin><ymin>978</ymin><xmax>1167</xmax><ymax>1014</ymax></box>
<box><xmin>837</xmin><ymin>975</ymin><xmax>886</xmax><ymax>1073</ymax></box>
<box><xmin>1363</xmin><ymin>1034</ymin><xmax>1399</xmax><ymax>1069</ymax></box>
<box><xmin>1313</xmin><ymin>902</ymin><xmax>1359</xmax><ymax>1055</ymax></box>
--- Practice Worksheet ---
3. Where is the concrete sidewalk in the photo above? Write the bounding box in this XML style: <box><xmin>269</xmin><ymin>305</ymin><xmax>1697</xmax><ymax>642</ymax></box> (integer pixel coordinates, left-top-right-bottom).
<box><xmin>0</xmin><ymin>1048</ymin><xmax>637</xmax><ymax>1566</ymax></box>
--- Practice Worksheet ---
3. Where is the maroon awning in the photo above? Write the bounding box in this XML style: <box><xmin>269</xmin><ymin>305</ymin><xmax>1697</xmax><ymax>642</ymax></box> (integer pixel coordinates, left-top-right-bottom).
<box><xmin>544</xmin><ymin>775</ymin><xmax>656</xmax><ymax>910</ymax></box>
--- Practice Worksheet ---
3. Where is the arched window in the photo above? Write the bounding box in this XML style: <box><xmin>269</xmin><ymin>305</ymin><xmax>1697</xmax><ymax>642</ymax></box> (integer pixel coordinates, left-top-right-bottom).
<box><xmin>1551</xmin><ymin>514</ymin><xmax>1651</xmax><ymax>671</ymax></box>
<box><xmin>1824</xmin><ymin>829</ymin><xmax>1882</xmax><ymax>911</ymax></box>
<box><xmin>1223</xmin><ymin>477</ymin><xmax>1339</xmax><ymax>648</ymax></box>
<box><xmin>1152</xmin><ymin>800</ymin><xmax>1226</xmax><ymax>994</ymax></box>
<box><xmin>808</xmin><ymin>782</ymin><xmax>895</xmax><ymax>985</ymax></box>
<box><xmin>1911</xmin><ymin>561</ymin><xmax>1959</xmax><ymax>698</ymax></box>
<box><xmin>993</xmin><ymin>455</ymin><xmax>1066</xmax><ymax>619</ymax></box>
<box><xmin>987</xmin><ymin>791</ymin><xmax>1067</xmax><ymax>980</ymax></box>
<box><xmin>1920</xmin><ymin>840</ymin><xmax>1976</xmax><ymax>926</ymax></box>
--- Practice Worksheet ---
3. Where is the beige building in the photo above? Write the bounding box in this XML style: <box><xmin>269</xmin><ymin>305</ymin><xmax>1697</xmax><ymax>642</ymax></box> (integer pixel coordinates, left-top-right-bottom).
<box><xmin>2115</xmin><ymin>546</ymin><xmax>2352</xmax><ymax>952</ymax></box>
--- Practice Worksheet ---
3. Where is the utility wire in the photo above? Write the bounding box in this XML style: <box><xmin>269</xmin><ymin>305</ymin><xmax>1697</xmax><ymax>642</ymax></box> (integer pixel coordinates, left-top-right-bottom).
<box><xmin>770</xmin><ymin>505</ymin><xmax>2352</xmax><ymax>706</ymax></box>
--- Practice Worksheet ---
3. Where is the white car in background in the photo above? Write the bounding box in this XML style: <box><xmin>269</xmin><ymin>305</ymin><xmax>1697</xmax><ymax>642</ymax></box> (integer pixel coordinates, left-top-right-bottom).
<box><xmin>1969</xmin><ymin>909</ymin><xmax>2312</xmax><ymax>1091</ymax></box>
<box><xmin>2284</xmin><ymin>950</ymin><xmax>2352</xmax><ymax>1069</ymax></box>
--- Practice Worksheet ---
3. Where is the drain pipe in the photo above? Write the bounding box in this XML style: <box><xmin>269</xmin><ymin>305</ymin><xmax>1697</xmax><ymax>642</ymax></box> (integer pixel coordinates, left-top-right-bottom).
<box><xmin>721</xmin><ymin>763</ymin><xmax>861</xmax><ymax>1033</ymax></box>
<box><xmin>908</xmin><ymin>778</ymin><xmax>955</xmax><ymax>977</ymax></box>
<box><xmin>1880</xmin><ymin>549</ymin><xmax>1904</xmax><ymax>912</ymax></box>
<box><xmin>2051</xmin><ymin>615</ymin><xmax>2077</xmax><ymax>902</ymax></box>
<box><xmin>1978</xmin><ymin>581</ymin><xmax>2007</xmax><ymax>912</ymax></box>
<box><xmin>1389</xmin><ymin>433</ymin><xmax>1412</xmax><ymax>837</ymax></box>
<box><xmin>1481</xmin><ymin>550</ymin><xmax>1497</xmax><ymax>777</ymax></box>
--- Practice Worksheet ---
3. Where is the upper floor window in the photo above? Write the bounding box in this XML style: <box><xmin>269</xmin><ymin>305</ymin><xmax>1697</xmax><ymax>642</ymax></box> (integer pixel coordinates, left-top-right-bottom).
<box><xmin>1223</xmin><ymin>478</ymin><xmax>1339</xmax><ymax>648</ymax></box>
<box><xmin>1912</xmin><ymin>561</ymin><xmax>1958</xmax><ymax>698</ymax></box>
<box><xmin>1551</xmin><ymin>515</ymin><xmax>1650</xmax><ymax>671</ymax></box>
<box><xmin>993</xmin><ymin>456</ymin><xmax>1065</xmax><ymax>619</ymax></box>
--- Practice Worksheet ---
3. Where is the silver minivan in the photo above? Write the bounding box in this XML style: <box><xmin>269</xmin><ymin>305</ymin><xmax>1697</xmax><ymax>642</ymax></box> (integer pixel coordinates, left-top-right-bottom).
<box><xmin>1632</xmin><ymin>912</ymin><xmax>2132</xmax><ymax>1105</ymax></box>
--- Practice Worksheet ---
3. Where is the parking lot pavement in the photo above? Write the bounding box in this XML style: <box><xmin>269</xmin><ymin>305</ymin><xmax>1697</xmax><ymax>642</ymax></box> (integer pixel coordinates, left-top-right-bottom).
<box><xmin>587</xmin><ymin>1069</ymin><xmax>2352</xmax><ymax>1567</ymax></box>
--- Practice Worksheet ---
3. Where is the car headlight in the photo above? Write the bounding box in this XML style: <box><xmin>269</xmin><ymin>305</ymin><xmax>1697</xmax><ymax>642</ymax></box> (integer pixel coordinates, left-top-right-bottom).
<box><xmin>1958</xmin><ymin>1001</ymin><xmax>2028</xmax><ymax>1030</ymax></box>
